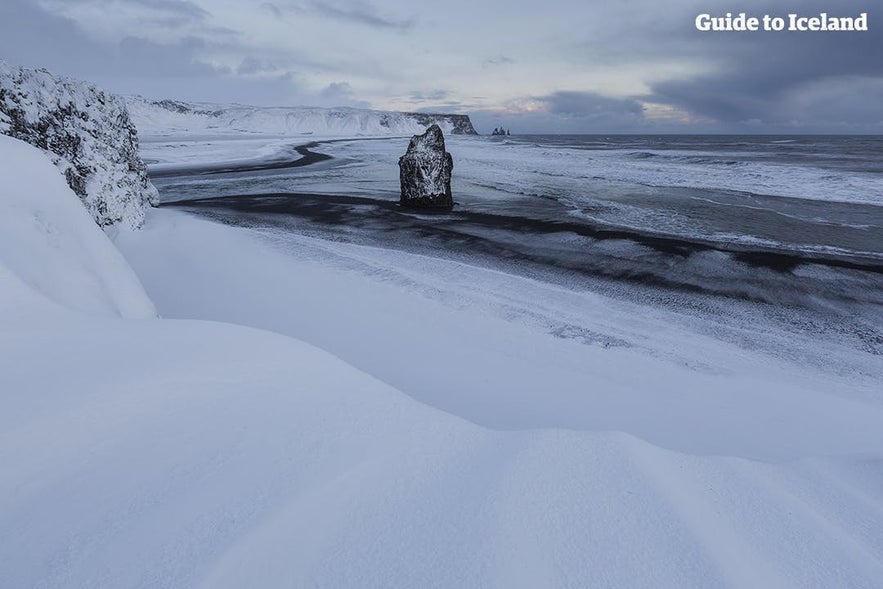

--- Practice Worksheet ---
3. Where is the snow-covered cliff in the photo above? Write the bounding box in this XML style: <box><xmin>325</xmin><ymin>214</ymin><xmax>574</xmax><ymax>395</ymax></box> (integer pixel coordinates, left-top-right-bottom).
<box><xmin>126</xmin><ymin>96</ymin><xmax>477</xmax><ymax>138</ymax></box>
<box><xmin>0</xmin><ymin>62</ymin><xmax>158</xmax><ymax>229</ymax></box>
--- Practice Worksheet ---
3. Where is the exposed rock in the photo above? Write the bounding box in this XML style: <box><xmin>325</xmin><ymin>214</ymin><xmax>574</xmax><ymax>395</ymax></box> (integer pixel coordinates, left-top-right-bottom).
<box><xmin>0</xmin><ymin>61</ymin><xmax>158</xmax><ymax>229</ymax></box>
<box><xmin>407</xmin><ymin>112</ymin><xmax>477</xmax><ymax>135</ymax></box>
<box><xmin>126</xmin><ymin>96</ymin><xmax>479</xmax><ymax>137</ymax></box>
<box><xmin>398</xmin><ymin>124</ymin><xmax>454</xmax><ymax>209</ymax></box>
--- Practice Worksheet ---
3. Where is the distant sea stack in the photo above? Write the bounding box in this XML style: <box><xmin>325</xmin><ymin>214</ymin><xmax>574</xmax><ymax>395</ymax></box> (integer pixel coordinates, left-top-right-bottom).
<box><xmin>398</xmin><ymin>124</ymin><xmax>454</xmax><ymax>209</ymax></box>
<box><xmin>0</xmin><ymin>61</ymin><xmax>158</xmax><ymax>229</ymax></box>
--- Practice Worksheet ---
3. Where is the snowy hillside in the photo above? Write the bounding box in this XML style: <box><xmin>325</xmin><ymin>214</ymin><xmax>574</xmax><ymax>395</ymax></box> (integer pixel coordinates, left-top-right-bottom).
<box><xmin>2</xmin><ymin>113</ymin><xmax>883</xmax><ymax>587</ymax></box>
<box><xmin>0</xmin><ymin>134</ymin><xmax>154</xmax><ymax>318</ymax></box>
<box><xmin>0</xmin><ymin>62</ymin><xmax>158</xmax><ymax>229</ymax></box>
<box><xmin>126</xmin><ymin>96</ymin><xmax>477</xmax><ymax>138</ymax></box>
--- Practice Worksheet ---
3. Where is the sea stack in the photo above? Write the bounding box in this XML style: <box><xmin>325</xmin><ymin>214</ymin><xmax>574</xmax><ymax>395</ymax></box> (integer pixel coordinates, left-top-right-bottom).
<box><xmin>398</xmin><ymin>124</ymin><xmax>453</xmax><ymax>209</ymax></box>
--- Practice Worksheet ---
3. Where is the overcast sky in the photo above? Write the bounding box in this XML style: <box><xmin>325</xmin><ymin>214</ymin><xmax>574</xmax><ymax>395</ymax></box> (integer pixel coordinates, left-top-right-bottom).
<box><xmin>2</xmin><ymin>0</ymin><xmax>882</xmax><ymax>133</ymax></box>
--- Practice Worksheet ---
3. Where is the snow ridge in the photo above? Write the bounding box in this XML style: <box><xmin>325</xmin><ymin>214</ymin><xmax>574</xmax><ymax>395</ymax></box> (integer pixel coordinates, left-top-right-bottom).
<box><xmin>0</xmin><ymin>61</ymin><xmax>158</xmax><ymax>229</ymax></box>
<box><xmin>126</xmin><ymin>96</ymin><xmax>478</xmax><ymax>138</ymax></box>
<box><xmin>0</xmin><ymin>134</ymin><xmax>155</xmax><ymax>318</ymax></box>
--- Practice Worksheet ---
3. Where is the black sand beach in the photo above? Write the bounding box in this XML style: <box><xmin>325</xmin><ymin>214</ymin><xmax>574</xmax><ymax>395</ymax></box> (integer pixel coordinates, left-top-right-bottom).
<box><xmin>152</xmin><ymin>138</ymin><xmax>883</xmax><ymax>358</ymax></box>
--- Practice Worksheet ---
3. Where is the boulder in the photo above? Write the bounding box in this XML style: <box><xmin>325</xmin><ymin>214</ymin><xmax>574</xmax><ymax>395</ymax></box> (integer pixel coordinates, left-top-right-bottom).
<box><xmin>398</xmin><ymin>124</ymin><xmax>453</xmax><ymax>209</ymax></box>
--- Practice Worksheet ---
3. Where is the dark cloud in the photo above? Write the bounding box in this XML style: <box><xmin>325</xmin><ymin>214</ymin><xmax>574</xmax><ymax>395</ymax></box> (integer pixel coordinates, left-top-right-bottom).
<box><xmin>482</xmin><ymin>56</ymin><xmax>514</xmax><ymax>68</ymax></box>
<box><xmin>0</xmin><ymin>0</ymin><xmax>312</xmax><ymax>105</ymax></box>
<box><xmin>541</xmin><ymin>91</ymin><xmax>643</xmax><ymax>118</ymax></box>
<box><xmin>318</xmin><ymin>81</ymin><xmax>371</xmax><ymax>107</ymax></box>
<box><xmin>40</xmin><ymin>0</ymin><xmax>212</xmax><ymax>27</ymax></box>
<box><xmin>635</xmin><ymin>0</ymin><xmax>883</xmax><ymax>130</ymax></box>
<box><xmin>471</xmin><ymin>92</ymin><xmax>653</xmax><ymax>134</ymax></box>
<box><xmin>237</xmin><ymin>57</ymin><xmax>262</xmax><ymax>75</ymax></box>
<box><xmin>132</xmin><ymin>0</ymin><xmax>210</xmax><ymax>19</ymax></box>
<box><xmin>0</xmin><ymin>1</ymin><xmax>223</xmax><ymax>79</ymax></box>
<box><xmin>114</xmin><ymin>36</ymin><xmax>224</xmax><ymax>77</ymax></box>
<box><xmin>408</xmin><ymin>90</ymin><xmax>452</xmax><ymax>102</ymax></box>
<box><xmin>314</xmin><ymin>1</ymin><xmax>414</xmax><ymax>30</ymax></box>
<box><xmin>260</xmin><ymin>2</ymin><xmax>284</xmax><ymax>19</ymax></box>
<box><xmin>3</xmin><ymin>0</ymin><xmax>882</xmax><ymax>131</ymax></box>
<box><xmin>267</xmin><ymin>0</ymin><xmax>414</xmax><ymax>30</ymax></box>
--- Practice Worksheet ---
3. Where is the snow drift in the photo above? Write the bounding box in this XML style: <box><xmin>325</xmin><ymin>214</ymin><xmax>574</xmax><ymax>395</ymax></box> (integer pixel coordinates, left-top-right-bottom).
<box><xmin>0</xmin><ymin>61</ymin><xmax>158</xmax><ymax>229</ymax></box>
<box><xmin>2</xmin><ymin>127</ymin><xmax>883</xmax><ymax>587</ymax></box>
<box><xmin>126</xmin><ymin>96</ymin><xmax>478</xmax><ymax>138</ymax></box>
<box><xmin>0</xmin><ymin>134</ymin><xmax>154</xmax><ymax>318</ymax></box>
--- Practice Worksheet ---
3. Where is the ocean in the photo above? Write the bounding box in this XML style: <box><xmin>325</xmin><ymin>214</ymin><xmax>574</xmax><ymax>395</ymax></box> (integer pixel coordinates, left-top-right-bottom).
<box><xmin>152</xmin><ymin>134</ymin><xmax>883</xmax><ymax>337</ymax></box>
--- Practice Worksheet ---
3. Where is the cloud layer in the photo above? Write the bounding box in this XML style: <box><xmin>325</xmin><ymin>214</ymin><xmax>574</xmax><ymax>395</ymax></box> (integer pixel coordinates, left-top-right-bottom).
<box><xmin>1</xmin><ymin>0</ymin><xmax>880</xmax><ymax>132</ymax></box>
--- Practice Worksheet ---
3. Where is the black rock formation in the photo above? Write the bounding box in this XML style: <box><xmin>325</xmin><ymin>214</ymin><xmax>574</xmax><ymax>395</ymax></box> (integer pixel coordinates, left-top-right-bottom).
<box><xmin>398</xmin><ymin>124</ymin><xmax>454</xmax><ymax>209</ymax></box>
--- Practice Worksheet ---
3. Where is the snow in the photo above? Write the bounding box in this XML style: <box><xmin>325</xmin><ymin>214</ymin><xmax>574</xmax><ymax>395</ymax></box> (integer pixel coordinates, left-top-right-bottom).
<box><xmin>0</xmin><ymin>61</ymin><xmax>158</xmax><ymax>228</ymax></box>
<box><xmin>5</xmin><ymin>243</ymin><xmax>883</xmax><ymax>588</ymax></box>
<box><xmin>137</xmin><ymin>134</ymin><xmax>307</xmax><ymax>175</ymax></box>
<box><xmin>3</xmin><ymin>122</ymin><xmax>883</xmax><ymax>587</ymax></box>
<box><xmin>116</xmin><ymin>209</ymin><xmax>883</xmax><ymax>461</ymax></box>
<box><xmin>0</xmin><ymin>134</ymin><xmax>154</xmax><ymax>318</ymax></box>
<box><xmin>127</xmin><ymin>96</ymin><xmax>475</xmax><ymax>173</ymax></box>
<box><xmin>126</xmin><ymin>97</ymin><xmax>476</xmax><ymax>139</ymax></box>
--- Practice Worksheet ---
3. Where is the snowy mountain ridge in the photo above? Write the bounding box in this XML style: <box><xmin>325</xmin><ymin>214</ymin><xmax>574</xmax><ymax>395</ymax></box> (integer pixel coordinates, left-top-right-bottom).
<box><xmin>126</xmin><ymin>96</ymin><xmax>478</xmax><ymax>138</ymax></box>
<box><xmin>0</xmin><ymin>62</ymin><xmax>158</xmax><ymax>229</ymax></box>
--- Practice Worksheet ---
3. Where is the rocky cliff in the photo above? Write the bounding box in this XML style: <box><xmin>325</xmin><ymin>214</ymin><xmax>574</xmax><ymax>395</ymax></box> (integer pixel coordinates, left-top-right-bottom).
<box><xmin>0</xmin><ymin>62</ymin><xmax>158</xmax><ymax>229</ymax></box>
<box><xmin>127</xmin><ymin>96</ymin><xmax>478</xmax><ymax>137</ymax></box>
<box><xmin>400</xmin><ymin>112</ymin><xmax>477</xmax><ymax>135</ymax></box>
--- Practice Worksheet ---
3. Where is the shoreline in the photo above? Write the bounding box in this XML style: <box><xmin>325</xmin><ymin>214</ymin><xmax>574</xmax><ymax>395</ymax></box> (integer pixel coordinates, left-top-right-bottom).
<box><xmin>148</xmin><ymin>141</ymin><xmax>334</xmax><ymax>178</ymax></box>
<box><xmin>166</xmin><ymin>192</ymin><xmax>883</xmax><ymax>276</ymax></box>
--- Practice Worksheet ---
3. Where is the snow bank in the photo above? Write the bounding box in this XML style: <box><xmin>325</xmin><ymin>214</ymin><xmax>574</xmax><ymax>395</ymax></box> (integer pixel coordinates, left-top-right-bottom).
<box><xmin>2</xmin><ymin>115</ymin><xmax>882</xmax><ymax>584</ymax></box>
<box><xmin>126</xmin><ymin>96</ymin><xmax>477</xmax><ymax>138</ymax></box>
<box><xmin>1</xmin><ymin>194</ymin><xmax>881</xmax><ymax>585</ymax></box>
<box><xmin>118</xmin><ymin>209</ymin><xmax>883</xmax><ymax>461</ymax></box>
<box><xmin>3</xmin><ymin>212</ymin><xmax>882</xmax><ymax>586</ymax></box>
<box><xmin>0</xmin><ymin>61</ymin><xmax>158</xmax><ymax>228</ymax></box>
<box><xmin>0</xmin><ymin>135</ymin><xmax>154</xmax><ymax>318</ymax></box>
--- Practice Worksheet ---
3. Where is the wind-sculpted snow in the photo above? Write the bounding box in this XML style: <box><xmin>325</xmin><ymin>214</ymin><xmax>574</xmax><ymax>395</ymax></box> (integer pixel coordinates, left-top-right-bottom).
<box><xmin>126</xmin><ymin>95</ymin><xmax>477</xmax><ymax>138</ymax></box>
<box><xmin>0</xmin><ymin>62</ymin><xmax>158</xmax><ymax>229</ymax></box>
<box><xmin>4</xmin><ymin>102</ymin><xmax>883</xmax><ymax>586</ymax></box>
<box><xmin>2</xmin><ymin>207</ymin><xmax>881</xmax><ymax>587</ymax></box>
<box><xmin>0</xmin><ymin>135</ymin><xmax>154</xmax><ymax>318</ymax></box>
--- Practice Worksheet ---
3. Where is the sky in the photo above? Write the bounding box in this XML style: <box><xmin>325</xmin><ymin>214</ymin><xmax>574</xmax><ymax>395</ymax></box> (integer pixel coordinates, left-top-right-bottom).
<box><xmin>1</xmin><ymin>0</ymin><xmax>882</xmax><ymax>133</ymax></box>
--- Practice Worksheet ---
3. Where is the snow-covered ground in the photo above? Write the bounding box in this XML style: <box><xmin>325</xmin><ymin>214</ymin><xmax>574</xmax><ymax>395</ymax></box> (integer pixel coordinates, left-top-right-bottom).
<box><xmin>4</xmin><ymin>128</ymin><xmax>883</xmax><ymax>587</ymax></box>
<box><xmin>0</xmin><ymin>134</ymin><xmax>154</xmax><ymax>318</ymax></box>
<box><xmin>128</xmin><ymin>96</ymin><xmax>475</xmax><ymax>174</ymax></box>
<box><xmin>136</xmin><ymin>134</ymin><xmax>309</xmax><ymax>175</ymax></box>
<box><xmin>117</xmin><ymin>209</ymin><xmax>883</xmax><ymax>461</ymax></box>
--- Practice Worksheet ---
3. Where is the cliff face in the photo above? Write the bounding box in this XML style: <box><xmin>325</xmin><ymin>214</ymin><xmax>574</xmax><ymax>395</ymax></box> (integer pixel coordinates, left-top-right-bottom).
<box><xmin>0</xmin><ymin>62</ymin><xmax>158</xmax><ymax>229</ymax></box>
<box><xmin>405</xmin><ymin>112</ymin><xmax>477</xmax><ymax>135</ymax></box>
<box><xmin>127</xmin><ymin>96</ymin><xmax>479</xmax><ymax>137</ymax></box>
